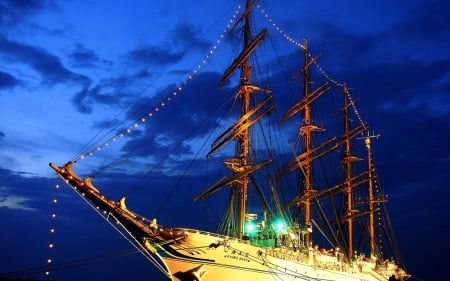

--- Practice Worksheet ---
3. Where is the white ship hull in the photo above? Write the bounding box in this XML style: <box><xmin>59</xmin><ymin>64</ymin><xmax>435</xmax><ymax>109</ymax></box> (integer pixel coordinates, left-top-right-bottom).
<box><xmin>155</xmin><ymin>229</ymin><xmax>393</xmax><ymax>281</ymax></box>
<box><xmin>49</xmin><ymin>162</ymin><xmax>404</xmax><ymax>281</ymax></box>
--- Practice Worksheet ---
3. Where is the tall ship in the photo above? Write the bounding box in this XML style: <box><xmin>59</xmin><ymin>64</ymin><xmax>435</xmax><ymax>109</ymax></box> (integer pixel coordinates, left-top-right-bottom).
<box><xmin>49</xmin><ymin>1</ymin><xmax>408</xmax><ymax>280</ymax></box>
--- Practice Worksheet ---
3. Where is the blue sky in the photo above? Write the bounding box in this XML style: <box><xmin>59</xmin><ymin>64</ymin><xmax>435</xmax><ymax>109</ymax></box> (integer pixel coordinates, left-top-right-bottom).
<box><xmin>0</xmin><ymin>1</ymin><xmax>449</xmax><ymax>281</ymax></box>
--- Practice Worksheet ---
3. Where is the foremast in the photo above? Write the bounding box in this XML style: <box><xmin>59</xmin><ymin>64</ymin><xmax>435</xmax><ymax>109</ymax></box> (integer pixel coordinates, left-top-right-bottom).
<box><xmin>235</xmin><ymin>0</ymin><xmax>254</xmax><ymax>240</ymax></box>
<box><xmin>194</xmin><ymin>0</ymin><xmax>272</xmax><ymax>240</ymax></box>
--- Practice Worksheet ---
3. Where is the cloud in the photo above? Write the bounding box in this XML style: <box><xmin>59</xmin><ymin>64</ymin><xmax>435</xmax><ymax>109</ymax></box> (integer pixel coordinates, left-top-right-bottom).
<box><xmin>118</xmin><ymin>72</ymin><xmax>224</xmax><ymax>158</ymax></box>
<box><xmin>71</xmin><ymin>84</ymin><xmax>95</xmax><ymax>114</ymax></box>
<box><xmin>0</xmin><ymin>0</ymin><xmax>56</xmax><ymax>28</ymax></box>
<box><xmin>71</xmin><ymin>84</ymin><xmax>128</xmax><ymax>114</ymax></box>
<box><xmin>307</xmin><ymin>27</ymin><xmax>450</xmax><ymax>193</ymax></box>
<box><xmin>290</xmin><ymin>6</ymin><xmax>450</xmax><ymax>125</ymax></box>
<box><xmin>0</xmin><ymin>36</ymin><xmax>91</xmax><ymax>86</ymax></box>
<box><xmin>128</xmin><ymin>46</ymin><xmax>185</xmax><ymax>66</ymax></box>
<box><xmin>0</xmin><ymin>192</ymin><xmax>36</xmax><ymax>211</ymax></box>
<box><xmin>0</xmin><ymin>167</ymin><xmax>55</xmax><ymax>212</ymax></box>
<box><xmin>126</xmin><ymin>22</ymin><xmax>210</xmax><ymax>66</ymax></box>
<box><xmin>391</xmin><ymin>0</ymin><xmax>450</xmax><ymax>41</ymax></box>
<box><xmin>70</xmin><ymin>69</ymin><xmax>153</xmax><ymax>114</ymax></box>
<box><xmin>67</xmin><ymin>21</ymin><xmax>212</xmax><ymax>115</ymax></box>
<box><xmin>68</xmin><ymin>44</ymin><xmax>111</xmax><ymax>69</ymax></box>
<box><xmin>169</xmin><ymin>22</ymin><xmax>210</xmax><ymax>51</ymax></box>
<box><xmin>337</xmin><ymin>59</ymin><xmax>450</xmax><ymax>116</ymax></box>
<box><xmin>309</xmin><ymin>21</ymin><xmax>378</xmax><ymax>60</ymax></box>
<box><xmin>0</xmin><ymin>70</ymin><xmax>20</xmax><ymax>90</ymax></box>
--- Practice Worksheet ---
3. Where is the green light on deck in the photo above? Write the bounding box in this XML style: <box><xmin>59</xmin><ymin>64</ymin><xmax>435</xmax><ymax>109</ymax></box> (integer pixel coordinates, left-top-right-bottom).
<box><xmin>275</xmin><ymin>220</ymin><xmax>285</xmax><ymax>232</ymax></box>
<box><xmin>246</xmin><ymin>223</ymin><xmax>255</xmax><ymax>233</ymax></box>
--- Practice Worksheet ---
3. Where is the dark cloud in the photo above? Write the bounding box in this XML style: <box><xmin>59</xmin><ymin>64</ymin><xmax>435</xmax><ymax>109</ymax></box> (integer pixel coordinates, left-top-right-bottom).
<box><xmin>0</xmin><ymin>70</ymin><xmax>20</xmax><ymax>90</ymax></box>
<box><xmin>336</xmin><ymin>59</ymin><xmax>450</xmax><ymax>113</ymax></box>
<box><xmin>68</xmin><ymin>21</ymin><xmax>214</xmax><ymax>117</ymax></box>
<box><xmin>0</xmin><ymin>0</ymin><xmax>55</xmax><ymax>28</ymax></box>
<box><xmin>128</xmin><ymin>45</ymin><xmax>185</xmax><ymax>66</ymax></box>
<box><xmin>289</xmin><ymin>4</ymin><xmax>450</xmax><ymax>141</ymax></box>
<box><xmin>305</xmin><ymin>16</ymin><xmax>450</xmax><ymax>281</ymax></box>
<box><xmin>119</xmin><ymin>71</ymin><xmax>224</xmax><ymax>161</ymax></box>
<box><xmin>71</xmin><ymin>82</ymin><xmax>134</xmax><ymax>114</ymax></box>
<box><xmin>169</xmin><ymin>22</ymin><xmax>210</xmax><ymax>51</ymax></box>
<box><xmin>258</xmin><ymin>14</ymin><xmax>450</xmax><ymax>281</ymax></box>
<box><xmin>71</xmin><ymin>85</ymin><xmax>102</xmax><ymax>114</ymax></box>
<box><xmin>375</xmin><ymin>108</ymin><xmax>450</xmax><ymax>188</ymax></box>
<box><xmin>68</xmin><ymin>44</ymin><xmax>109</xmax><ymax>68</ymax></box>
<box><xmin>0</xmin><ymin>165</ymin><xmax>159</xmax><ymax>280</ymax></box>
<box><xmin>70</xmin><ymin>70</ymin><xmax>153</xmax><ymax>114</ymax></box>
<box><xmin>0</xmin><ymin>37</ymin><xmax>90</xmax><ymax>86</ymax></box>
<box><xmin>307</xmin><ymin>21</ymin><xmax>378</xmax><ymax>60</ymax></box>
<box><xmin>391</xmin><ymin>0</ymin><xmax>450</xmax><ymax>41</ymax></box>
<box><xmin>305</xmin><ymin>17</ymin><xmax>450</xmax><ymax>196</ymax></box>
<box><xmin>0</xmin><ymin>166</ymin><xmax>51</xmax><ymax>210</ymax></box>
<box><xmin>127</xmin><ymin>22</ymin><xmax>210</xmax><ymax>66</ymax></box>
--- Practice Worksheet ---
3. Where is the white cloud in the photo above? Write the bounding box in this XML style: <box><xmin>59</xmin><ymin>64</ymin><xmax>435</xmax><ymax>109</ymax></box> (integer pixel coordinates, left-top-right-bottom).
<box><xmin>0</xmin><ymin>192</ymin><xmax>36</xmax><ymax>211</ymax></box>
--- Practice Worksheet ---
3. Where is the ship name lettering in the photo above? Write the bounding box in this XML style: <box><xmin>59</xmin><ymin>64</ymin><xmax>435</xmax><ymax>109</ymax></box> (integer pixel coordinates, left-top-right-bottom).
<box><xmin>224</xmin><ymin>254</ymin><xmax>250</xmax><ymax>262</ymax></box>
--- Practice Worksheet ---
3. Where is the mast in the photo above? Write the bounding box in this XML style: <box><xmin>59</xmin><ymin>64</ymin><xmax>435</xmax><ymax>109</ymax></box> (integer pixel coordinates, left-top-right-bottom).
<box><xmin>279</xmin><ymin>40</ymin><xmax>331</xmax><ymax>248</ymax></box>
<box><xmin>364</xmin><ymin>132</ymin><xmax>383</xmax><ymax>257</ymax></box>
<box><xmin>235</xmin><ymin>0</ymin><xmax>252</xmax><ymax>240</ymax></box>
<box><xmin>365</xmin><ymin>134</ymin><xmax>375</xmax><ymax>256</ymax></box>
<box><xmin>194</xmin><ymin>0</ymin><xmax>271</xmax><ymax>240</ymax></box>
<box><xmin>343</xmin><ymin>84</ymin><xmax>357</xmax><ymax>258</ymax></box>
<box><xmin>300</xmin><ymin>40</ymin><xmax>314</xmax><ymax>246</ymax></box>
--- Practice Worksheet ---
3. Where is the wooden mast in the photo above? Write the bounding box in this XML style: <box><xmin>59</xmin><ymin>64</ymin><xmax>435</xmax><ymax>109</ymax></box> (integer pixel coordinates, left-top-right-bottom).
<box><xmin>365</xmin><ymin>134</ymin><xmax>376</xmax><ymax>256</ymax></box>
<box><xmin>301</xmin><ymin>40</ymin><xmax>313</xmax><ymax>246</ymax></box>
<box><xmin>235</xmin><ymin>0</ymin><xmax>252</xmax><ymax>240</ymax></box>
<box><xmin>343</xmin><ymin>84</ymin><xmax>355</xmax><ymax>258</ymax></box>
<box><xmin>197</xmin><ymin>0</ymin><xmax>270</xmax><ymax>239</ymax></box>
<box><xmin>279</xmin><ymin>40</ymin><xmax>331</xmax><ymax>247</ymax></box>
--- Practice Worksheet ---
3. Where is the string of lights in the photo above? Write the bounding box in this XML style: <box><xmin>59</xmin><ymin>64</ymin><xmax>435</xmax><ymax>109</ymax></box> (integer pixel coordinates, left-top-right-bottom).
<box><xmin>256</xmin><ymin>3</ymin><xmax>369</xmax><ymax>129</ymax></box>
<box><xmin>69</xmin><ymin>3</ymin><xmax>373</xmax><ymax>164</ymax></box>
<box><xmin>372</xmin><ymin>167</ymin><xmax>387</xmax><ymax>258</ymax></box>
<box><xmin>345</xmin><ymin>86</ymin><xmax>368</xmax><ymax>130</ymax></box>
<box><xmin>255</xmin><ymin>4</ymin><xmax>306</xmax><ymax>50</ymax></box>
<box><xmin>72</xmin><ymin>4</ymin><xmax>243</xmax><ymax>163</ymax></box>
<box><xmin>45</xmin><ymin>183</ymin><xmax>60</xmax><ymax>278</ymax></box>
<box><xmin>257</xmin><ymin>3</ymin><xmax>393</xmax><ymax>262</ymax></box>
<box><xmin>255</xmin><ymin>3</ymin><xmax>345</xmax><ymax>85</ymax></box>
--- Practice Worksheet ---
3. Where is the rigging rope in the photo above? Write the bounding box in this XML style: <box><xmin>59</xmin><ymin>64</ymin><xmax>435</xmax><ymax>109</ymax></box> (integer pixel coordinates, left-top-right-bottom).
<box><xmin>137</xmin><ymin>98</ymin><xmax>223</xmax><ymax>216</ymax></box>
<box><xmin>43</xmin><ymin>3</ymin><xmax>408</xmax><ymax>280</ymax></box>
<box><xmin>62</xmin><ymin>178</ymin><xmax>172</xmax><ymax>277</ymax></box>
<box><xmin>256</xmin><ymin>3</ymin><xmax>368</xmax><ymax>130</ymax></box>
<box><xmin>1</xmin><ymin>248</ymin><xmax>141</xmax><ymax>279</ymax></box>
<box><xmin>71</xmin><ymin>4</ymin><xmax>243</xmax><ymax>164</ymax></box>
